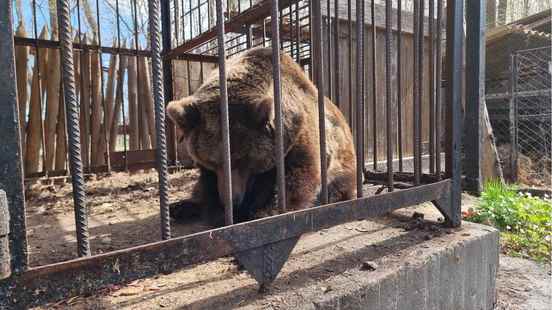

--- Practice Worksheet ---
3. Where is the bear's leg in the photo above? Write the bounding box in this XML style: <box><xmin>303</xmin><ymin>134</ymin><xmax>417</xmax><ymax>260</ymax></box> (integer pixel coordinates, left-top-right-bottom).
<box><xmin>170</xmin><ymin>168</ymin><xmax>224</xmax><ymax>226</ymax></box>
<box><xmin>327</xmin><ymin>172</ymin><xmax>356</xmax><ymax>203</ymax></box>
<box><xmin>284</xmin><ymin>146</ymin><xmax>321</xmax><ymax>210</ymax></box>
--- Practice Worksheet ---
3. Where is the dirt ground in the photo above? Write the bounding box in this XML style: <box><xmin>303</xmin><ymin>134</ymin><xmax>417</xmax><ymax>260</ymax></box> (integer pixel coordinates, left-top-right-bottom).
<box><xmin>24</xmin><ymin>171</ymin><xmax>551</xmax><ymax>309</ymax></box>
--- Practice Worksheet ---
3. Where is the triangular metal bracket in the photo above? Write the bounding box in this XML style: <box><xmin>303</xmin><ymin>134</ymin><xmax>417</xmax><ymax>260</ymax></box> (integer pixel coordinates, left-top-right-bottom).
<box><xmin>432</xmin><ymin>191</ymin><xmax>461</xmax><ymax>227</ymax></box>
<box><xmin>235</xmin><ymin>236</ymin><xmax>300</xmax><ymax>287</ymax></box>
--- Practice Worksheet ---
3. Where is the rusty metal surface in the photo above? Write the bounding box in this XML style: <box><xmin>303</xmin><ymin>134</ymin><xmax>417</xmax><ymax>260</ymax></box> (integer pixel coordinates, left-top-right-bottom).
<box><xmin>0</xmin><ymin>0</ymin><xmax>28</xmax><ymax>273</ymax></box>
<box><xmin>0</xmin><ymin>179</ymin><xmax>451</xmax><ymax>307</ymax></box>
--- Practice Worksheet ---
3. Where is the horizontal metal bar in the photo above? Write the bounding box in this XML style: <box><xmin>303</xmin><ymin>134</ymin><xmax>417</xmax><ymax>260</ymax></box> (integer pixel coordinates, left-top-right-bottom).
<box><xmin>364</xmin><ymin>171</ymin><xmax>443</xmax><ymax>185</ymax></box>
<box><xmin>14</xmin><ymin>37</ymin><xmax>218</xmax><ymax>63</ymax></box>
<box><xmin>2</xmin><ymin>180</ymin><xmax>451</xmax><ymax>307</ymax></box>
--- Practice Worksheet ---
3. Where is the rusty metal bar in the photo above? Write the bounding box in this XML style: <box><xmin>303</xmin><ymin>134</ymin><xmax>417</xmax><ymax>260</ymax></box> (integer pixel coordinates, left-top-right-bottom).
<box><xmin>334</xmin><ymin>0</ymin><xmax>340</xmax><ymax>107</ymax></box>
<box><xmin>385</xmin><ymin>0</ymin><xmax>393</xmax><ymax>191</ymax></box>
<box><xmin>215</xmin><ymin>0</ymin><xmax>234</xmax><ymax>224</ymax></box>
<box><xmin>58</xmin><ymin>0</ymin><xmax>91</xmax><ymax>257</ymax></box>
<box><xmin>369</xmin><ymin>0</ymin><xmax>377</xmax><ymax>171</ymax></box>
<box><xmin>397</xmin><ymin>0</ymin><xmax>403</xmax><ymax>173</ymax></box>
<box><xmin>271</xmin><ymin>0</ymin><xmax>287</xmax><ymax>212</ymax></box>
<box><xmin>312</xmin><ymin>0</ymin><xmax>328</xmax><ymax>204</ymax></box>
<box><xmin>445</xmin><ymin>0</ymin><xmax>464</xmax><ymax>227</ymax></box>
<box><xmin>1</xmin><ymin>179</ymin><xmax>451</xmax><ymax>307</ymax></box>
<box><xmin>326</xmin><ymin>0</ymin><xmax>333</xmax><ymax>101</ymax></box>
<box><xmin>429</xmin><ymin>0</ymin><xmax>436</xmax><ymax>175</ymax></box>
<box><xmin>435</xmin><ymin>0</ymin><xmax>443</xmax><ymax>178</ymax></box>
<box><xmin>0</xmin><ymin>0</ymin><xmax>28</xmax><ymax>272</ymax></box>
<box><xmin>413</xmin><ymin>0</ymin><xmax>420</xmax><ymax>184</ymax></box>
<box><xmin>509</xmin><ymin>54</ymin><xmax>519</xmax><ymax>183</ymax></box>
<box><xmin>149</xmin><ymin>0</ymin><xmax>172</xmax><ymax>239</ymax></box>
<box><xmin>464</xmin><ymin>0</ymin><xmax>486</xmax><ymax>194</ymax></box>
<box><xmin>417</xmin><ymin>0</ymin><xmax>425</xmax><ymax>181</ymax></box>
<box><xmin>356</xmin><ymin>0</ymin><xmax>365</xmax><ymax>197</ymax></box>
<box><xmin>347</xmin><ymin>0</ymin><xmax>353</xmax><ymax>127</ymax></box>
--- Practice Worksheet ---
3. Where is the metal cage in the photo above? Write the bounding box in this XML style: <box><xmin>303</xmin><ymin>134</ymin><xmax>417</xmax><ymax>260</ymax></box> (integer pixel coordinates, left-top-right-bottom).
<box><xmin>0</xmin><ymin>0</ymin><xmax>464</xmax><ymax>307</ymax></box>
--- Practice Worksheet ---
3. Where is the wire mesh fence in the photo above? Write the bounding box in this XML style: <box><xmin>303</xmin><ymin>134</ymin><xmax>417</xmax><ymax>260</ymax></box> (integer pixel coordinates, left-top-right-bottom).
<box><xmin>487</xmin><ymin>46</ymin><xmax>551</xmax><ymax>187</ymax></box>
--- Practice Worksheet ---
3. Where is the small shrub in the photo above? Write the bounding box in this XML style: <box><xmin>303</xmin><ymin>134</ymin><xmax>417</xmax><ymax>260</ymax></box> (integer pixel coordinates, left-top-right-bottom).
<box><xmin>464</xmin><ymin>181</ymin><xmax>551</xmax><ymax>262</ymax></box>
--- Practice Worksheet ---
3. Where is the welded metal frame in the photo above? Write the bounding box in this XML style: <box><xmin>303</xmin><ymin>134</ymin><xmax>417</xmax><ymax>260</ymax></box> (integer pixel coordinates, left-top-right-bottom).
<box><xmin>0</xmin><ymin>0</ymin><xmax>466</xmax><ymax>307</ymax></box>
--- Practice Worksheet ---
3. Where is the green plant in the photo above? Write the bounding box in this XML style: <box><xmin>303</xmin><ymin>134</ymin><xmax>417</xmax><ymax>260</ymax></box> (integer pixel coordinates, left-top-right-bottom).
<box><xmin>464</xmin><ymin>181</ymin><xmax>551</xmax><ymax>262</ymax></box>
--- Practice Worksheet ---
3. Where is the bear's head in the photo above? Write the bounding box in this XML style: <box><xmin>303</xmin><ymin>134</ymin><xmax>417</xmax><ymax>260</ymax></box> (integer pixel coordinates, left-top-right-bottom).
<box><xmin>167</xmin><ymin>90</ymin><xmax>280</xmax><ymax>207</ymax></box>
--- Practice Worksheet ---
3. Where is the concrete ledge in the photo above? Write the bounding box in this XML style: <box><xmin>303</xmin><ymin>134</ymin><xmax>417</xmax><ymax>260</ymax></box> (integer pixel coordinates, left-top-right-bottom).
<box><xmin>42</xmin><ymin>206</ymin><xmax>499</xmax><ymax>310</ymax></box>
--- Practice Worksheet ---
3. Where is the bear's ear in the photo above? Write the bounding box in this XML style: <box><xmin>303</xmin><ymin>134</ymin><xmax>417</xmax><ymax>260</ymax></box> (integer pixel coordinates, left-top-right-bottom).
<box><xmin>251</xmin><ymin>96</ymin><xmax>274</xmax><ymax>127</ymax></box>
<box><xmin>166</xmin><ymin>97</ymin><xmax>200</xmax><ymax>132</ymax></box>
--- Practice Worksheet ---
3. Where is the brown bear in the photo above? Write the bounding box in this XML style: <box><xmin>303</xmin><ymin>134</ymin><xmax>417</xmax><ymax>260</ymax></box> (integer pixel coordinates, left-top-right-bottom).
<box><xmin>167</xmin><ymin>47</ymin><xmax>356</xmax><ymax>225</ymax></box>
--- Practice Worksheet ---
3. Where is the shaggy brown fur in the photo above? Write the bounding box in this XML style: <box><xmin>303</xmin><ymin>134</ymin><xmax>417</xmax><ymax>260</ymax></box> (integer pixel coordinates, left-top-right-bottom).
<box><xmin>167</xmin><ymin>47</ymin><xmax>356</xmax><ymax>225</ymax></box>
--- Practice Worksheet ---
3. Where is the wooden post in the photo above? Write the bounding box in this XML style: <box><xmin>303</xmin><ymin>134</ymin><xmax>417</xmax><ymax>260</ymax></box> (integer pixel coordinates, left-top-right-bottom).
<box><xmin>110</xmin><ymin>46</ymin><xmax>128</xmax><ymax>153</ymax></box>
<box><xmin>44</xmin><ymin>29</ymin><xmax>61</xmax><ymax>172</ymax></box>
<box><xmin>54</xmin><ymin>85</ymin><xmax>67</xmax><ymax>171</ymax></box>
<box><xmin>90</xmin><ymin>37</ymin><xmax>103</xmax><ymax>166</ymax></box>
<box><xmin>25</xmin><ymin>27</ymin><xmax>49</xmax><ymax>174</ymax></box>
<box><xmin>15</xmin><ymin>23</ymin><xmax>29</xmax><ymax>162</ymax></box>
<box><xmin>96</xmin><ymin>43</ymin><xmax>118</xmax><ymax>168</ymax></box>
<box><xmin>80</xmin><ymin>34</ymin><xmax>91</xmax><ymax>168</ymax></box>
<box><xmin>127</xmin><ymin>56</ymin><xmax>139</xmax><ymax>151</ymax></box>
<box><xmin>138</xmin><ymin>56</ymin><xmax>153</xmax><ymax>149</ymax></box>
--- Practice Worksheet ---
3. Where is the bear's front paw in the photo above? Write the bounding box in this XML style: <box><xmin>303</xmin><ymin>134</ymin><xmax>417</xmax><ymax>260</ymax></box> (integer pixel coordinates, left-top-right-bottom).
<box><xmin>169</xmin><ymin>200</ymin><xmax>201</xmax><ymax>222</ymax></box>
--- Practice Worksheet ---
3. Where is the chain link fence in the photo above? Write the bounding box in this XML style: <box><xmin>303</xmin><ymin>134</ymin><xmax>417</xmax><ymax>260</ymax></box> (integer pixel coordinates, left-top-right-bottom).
<box><xmin>487</xmin><ymin>47</ymin><xmax>551</xmax><ymax>188</ymax></box>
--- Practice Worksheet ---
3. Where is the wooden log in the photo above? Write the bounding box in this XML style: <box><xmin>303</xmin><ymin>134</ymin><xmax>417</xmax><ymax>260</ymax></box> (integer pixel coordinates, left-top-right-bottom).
<box><xmin>481</xmin><ymin>103</ymin><xmax>505</xmax><ymax>184</ymax></box>
<box><xmin>109</xmin><ymin>43</ymin><xmax>128</xmax><ymax>153</ymax></box>
<box><xmin>96</xmin><ymin>41</ymin><xmax>118</xmax><ymax>168</ymax></box>
<box><xmin>79</xmin><ymin>35</ymin><xmax>91</xmax><ymax>168</ymax></box>
<box><xmin>137</xmin><ymin>56</ymin><xmax>151</xmax><ymax>149</ymax></box>
<box><xmin>44</xmin><ymin>29</ymin><xmax>61</xmax><ymax>172</ymax></box>
<box><xmin>127</xmin><ymin>56</ymin><xmax>139</xmax><ymax>151</ymax></box>
<box><xmin>54</xmin><ymin>87</ymin><xmax>66</xmax><ymax>171</ymax></box>
<box><xmin>138</xmin><ymin>56</ymin><xmax>156</xmax><ymax>148</ymax></box>
<box><xmin>25</xmin><ymin>27</ymin><xmax>49</xmax><ymax>174</ymax></box>
<box><xmin>15</xmin><ymin>22</ymin><xmax>29</xmax><ymax>161</ymax></box>
<box><xmin>89</xmin><ymin>37</ymin><xmax>103</xmax><ymax>166</ymax></box>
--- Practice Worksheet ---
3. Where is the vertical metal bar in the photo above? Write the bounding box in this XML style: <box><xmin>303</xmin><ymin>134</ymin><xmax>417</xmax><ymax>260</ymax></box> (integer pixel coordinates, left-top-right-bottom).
<box><xmin>334</xmin><ymin>0</ymin><xmax>340</xmax><ymax>108</ymax></box>
<box><xmin>150</xmin><ymin>0</ymin><xmax>172</xmax><ymax>239</ymax></box>
<box><xmin>198</xmin><ymin>0</ymin><xmax>203</xmax><ymax>34</ymax></box>
<box><xmin>347</xmin><ymin>0</ymin><xmax>353</xmax><ymax>127</ymax></box>
<box><xmin>370</xmin><ymin>0</ymin><xmax>377</xmax><ymax>171</ymax></box>
<box><xmin>417</xmin><ymin>0</ymin><xmax>424</xmax><ymax>181</ymax></box>
<box><xmin>429</xmin><ymin>0</ymin><xmax>435</xmax><ymax>174</ymax></box>
<box><xmin>175</xmin><ymin>0</ymin><xmax>180</xmax><ymax>45</ymax></box>
<box><xmin>295</xmin><ymin>1</ymin><xmax>301</xmax><ymax>64</ymax></box>
<box><xmin>397</xmin><ymin>0</ymin><xmax>403</xmax><ymax>172</ymax></box>
<box><xmin>385</xmin><ymin>0</ymin><xmax>393</xmax><ymax>191</ymax></box>
<box><xmin>465</xmin><ymin>0</ymin><xmax>486</xmax><ymax>194</ymax></box>
<box><xmin>215</xmin><ymin>0</ymin><xmax>234</xmax><ymax>224</ymax></box>
<box><xmin>96</xmin><ymin>0</ymin><xmax>111</xmax><ymax>172</ymax></box>
<box><xmin>413</xmin><ymin>0</ymin><xmax>420</xmax><ymax>185</ymax></box>
<box><xmin>32</xmin><ymin>0</ymin><xmax>48</xmax><ymax>175</ymax></box>
<box><xmin>435</xmin><ymin>0</ymin><xmax>443</xmax><ymax>178</ymax></box>
<box><xmin>509</xmin><ymin>54</ymin><xmax>518</xmax><ymax>183</ymax></box>
<box><xmin>356</xmin><ymin>0</ymin><xmax>365</xmax><ymax>197</ymax></box>
<box><xmin>162</xmin><ymin>0</ymin><xmax>177</xmax><ymax>166</ymax></box>
<box><xmin>0</xmin><ymin>0</ymin><xmax>28</xmax><ymax>272</ymax></box>
<box><xmin>326</xmin><ymin>0</ymin><xmax>333</xmax><ymax>101</ymax></box>
<box><xmin>445</xmin><ymin>0</ymin><xmax>464</xmax><ymax>227</ymax></box>
<box><xmin>57</xmin><ymin>0</ymin><xmax>91</xmax><ymax>256</ymax></box>
<box><xmin>271</xmin><ymin>0</ymin><xmax>287</xmax><ymax>212</ymax></box>
<box><xmin>312</xmin><ymin>0</ymin><xmax>328</xmax><ymax>204</ymax></box>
